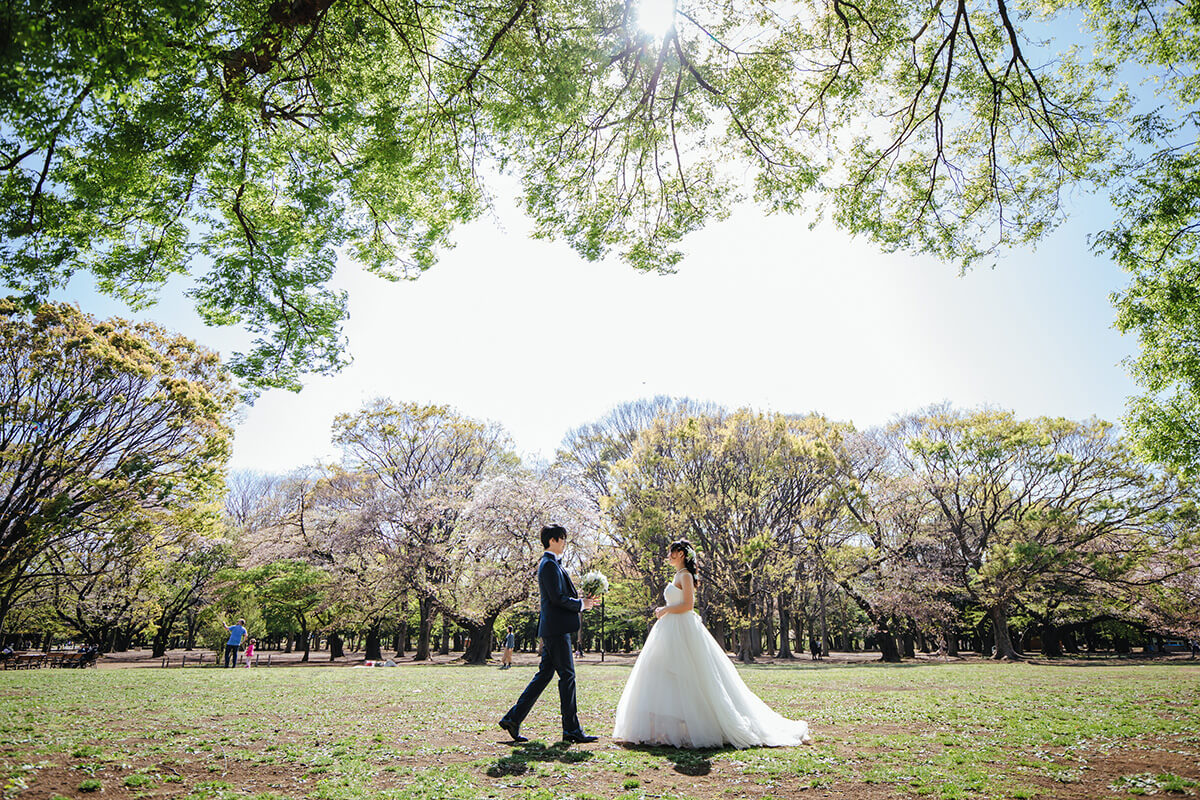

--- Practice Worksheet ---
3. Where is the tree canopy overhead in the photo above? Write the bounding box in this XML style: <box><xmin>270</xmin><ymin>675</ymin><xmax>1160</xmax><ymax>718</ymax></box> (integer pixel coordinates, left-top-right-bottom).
<box><xmin>0</xmin><ymin>0</ymin><xmax>1127</xmax><ymax>373</ymax></box>
<box><xmin>4</xmin><ymin>0</ymin><xmax>1198</xmax><ymax>471</ymax></box>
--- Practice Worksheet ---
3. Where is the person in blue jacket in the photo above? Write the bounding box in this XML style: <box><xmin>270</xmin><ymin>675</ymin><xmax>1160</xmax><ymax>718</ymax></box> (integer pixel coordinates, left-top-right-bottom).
<box><xmin>223</xmin><ymin>618</ymin><xmax>247</xmax><ymax>668</ymax></box>
<box><xmin>499</xmin><ymin>525</ymin><xmax>598</xmax><ymax>743</ymax></box>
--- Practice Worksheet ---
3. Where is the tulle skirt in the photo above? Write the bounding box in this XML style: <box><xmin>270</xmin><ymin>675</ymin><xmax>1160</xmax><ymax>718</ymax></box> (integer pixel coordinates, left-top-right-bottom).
<box><xmin>612</xmin><ymin>611</ymin><xmax>811</xmax><ymax>749</ymax></box>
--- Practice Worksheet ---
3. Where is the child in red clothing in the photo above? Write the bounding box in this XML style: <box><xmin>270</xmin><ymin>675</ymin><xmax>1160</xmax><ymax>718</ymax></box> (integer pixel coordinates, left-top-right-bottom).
<box><xmin>244</xmin><ymin>638</ymin><xmax>255</xmax><ymax>667</ymax></box>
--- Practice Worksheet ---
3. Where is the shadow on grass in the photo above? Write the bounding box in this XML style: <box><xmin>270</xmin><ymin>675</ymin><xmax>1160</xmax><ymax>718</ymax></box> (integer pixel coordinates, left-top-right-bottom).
<box><xmin>619</xmin><ymin>743</ymin><xmax>730</xmax><ymax>776</ymax></box>
<box><xmin>486</xmin><ymin>740</ymin><xmax>595</xmax><ymax>777</ymax></box>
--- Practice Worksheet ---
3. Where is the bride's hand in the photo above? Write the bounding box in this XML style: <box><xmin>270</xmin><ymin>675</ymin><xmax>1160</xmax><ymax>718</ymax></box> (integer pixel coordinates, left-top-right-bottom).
<box><xmin>654</xmin><ymin>606</ymin><xmax>668</xmax><ymax>619</ymax></box>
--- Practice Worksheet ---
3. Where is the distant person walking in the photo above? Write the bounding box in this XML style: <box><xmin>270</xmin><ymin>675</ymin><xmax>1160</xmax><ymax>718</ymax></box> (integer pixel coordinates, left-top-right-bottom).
<box><xmin>502</xmin><ymin>627</ymin><xmax>515</xmax><ymax>669</ymax></box>
<box><xmin>223</xmin><ymin>619</ymin><xmax>247</xmax><ymax>668</ymax></box>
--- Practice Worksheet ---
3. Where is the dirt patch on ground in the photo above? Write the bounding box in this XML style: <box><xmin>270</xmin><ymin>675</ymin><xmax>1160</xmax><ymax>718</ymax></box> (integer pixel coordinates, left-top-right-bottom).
<box><xmin>19</xmin><ymin>758</ymin><xmax>330</xmax><ymax>800</ymax></box>
<box><xmin>1020</xmin><ymin>742</ymin><xmax>1200</xmax><ymax>799</ymax></box>
<box><xmin>13</xmin><ymin>725</ymin><xmax>1200</xmax><ymax>800</ymax></box>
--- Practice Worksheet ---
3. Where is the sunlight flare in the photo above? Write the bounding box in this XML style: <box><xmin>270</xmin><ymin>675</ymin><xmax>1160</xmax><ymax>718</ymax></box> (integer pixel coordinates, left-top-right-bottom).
<box><xmin>637</xmin><ymin>0</ymin><xmax>676</xmax><ymax>37</ymax></box>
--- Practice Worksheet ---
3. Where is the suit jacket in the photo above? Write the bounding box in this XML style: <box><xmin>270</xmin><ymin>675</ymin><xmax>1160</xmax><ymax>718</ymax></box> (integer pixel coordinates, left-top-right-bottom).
<box><xmin>537</xmin><ymin>552</ymin><xmax>583</xmax><ymax>637</ymax></box>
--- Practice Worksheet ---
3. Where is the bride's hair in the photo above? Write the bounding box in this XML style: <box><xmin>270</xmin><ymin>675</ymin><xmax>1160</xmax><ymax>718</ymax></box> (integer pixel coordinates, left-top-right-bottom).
<box><xmin>669</xmin><ymin>539</ymin><xmax>700</xmax><ymax>586</ymax></box>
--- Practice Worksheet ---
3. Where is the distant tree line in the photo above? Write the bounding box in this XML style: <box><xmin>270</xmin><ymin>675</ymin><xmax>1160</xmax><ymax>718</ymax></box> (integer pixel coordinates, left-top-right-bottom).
<box><xmin>2</xmin><ymin>307</ymin><xmax>1196</xmax><ymax>662</ymax></box>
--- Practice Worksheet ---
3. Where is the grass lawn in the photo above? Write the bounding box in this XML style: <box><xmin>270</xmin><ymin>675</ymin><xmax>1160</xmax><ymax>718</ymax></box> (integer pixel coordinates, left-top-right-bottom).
<box><xmin>2</xmin><ymin>657</ymin><xmax>1198</xmax><ymax>799</ymax></box>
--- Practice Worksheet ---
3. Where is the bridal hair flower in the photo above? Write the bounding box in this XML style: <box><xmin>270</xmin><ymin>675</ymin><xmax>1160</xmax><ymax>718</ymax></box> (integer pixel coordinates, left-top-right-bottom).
<box><xmin>686</xmin><ymin>547</ymin><xmax>696</xmax><ymax>562</ymax></box>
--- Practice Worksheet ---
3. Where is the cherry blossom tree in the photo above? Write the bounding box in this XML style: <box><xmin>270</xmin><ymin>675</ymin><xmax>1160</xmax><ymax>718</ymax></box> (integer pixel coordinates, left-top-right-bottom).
<box><xmin>331</xmin><ymin>400</ymin><xmax>513</xmax><ymax>660</ymax></box>
<box><xmin>434</xmin><ymin>468</ymin><xmax>596</xmax><ymax>664</ymax></box>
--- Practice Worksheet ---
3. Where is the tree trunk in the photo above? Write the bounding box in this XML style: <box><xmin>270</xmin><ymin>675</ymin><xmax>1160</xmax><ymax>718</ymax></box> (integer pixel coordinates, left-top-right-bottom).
<box><xmin>152</xmin><ymin>609</ymin><xmax>179</xmax><ymax>658</ymax></box>
<box><xmin>878</xmin><ymin>630</ymin><xmax>901</xmax><ymax>662</ymax></box>
<box><xmin>329</xmin><ymin>632</ymin><xmax>344</xmax><ymax>660</ymax></box>
<box><xmin>990</xmin><ymin>605</ymin><xmax>1021</xmax><ymax>660</ymax></box>
<box><xmin>439</xmin><ymin>613</ymin><xmax>450</xmax><ymax>656</ymax></box>
<box><xmin>777</xmin><ymin>595</ymin><xmax>793</xmax><ymax>659</ymax></box>
<box><xmin>396</xmin><ymin>620</ymin><xmax>407</xmax><ymax>657</ymax></box>
<box><xmin>185</xmin><ymin>609</ymin><xmax>198</xmax><ymax>650</ymax></box>
<box><xmin>152</xmin><ymin>629</ymin><xmax>169</xmax><ymax>658</ymax></box>
<box><xmin>817</xmin><ymin>576</ymin><xmax>831</xmax><ymax>656</ymax></box>
<box><xmin>979</xmin><ymin>619</ymin><xmax>993</xmax><ymax>656</ymax></box>
<box><xmin>708</xmin><ymin>616</ymin><xmax>727</xmax><ymax>653</ymax></box>
<box><xmin>1041</xmin><ymin>623</ymin><xmax>1062</xmax><ymax>657</ymax></box>
<box><xmin>735</xmin><ymin>589</ymin><xmax>756</xmax><ymax>663</ymax></box>
<box><xmin>875</xmin><ymin>617</ymin><xmax>902</xmax><ymax>662</ymax></box>
<box><xmin>945</xmin><ymin>626</ymin><xmax>959</xmax><ymax>657</ymax></box>
<box><xmin>1083</xmin><ymin>623</ymin><xmax>1099</xmax><ymax>652</ymax></box>
<box><xmin>736</xmin><ymin>626</ymin><xmax>755</xmax><ymax>663</ymax></box>
<box><xmin>763</xmin><ymin>595</ymin><xmax>776</xmax><ymax>657</ymax></box>
<box><xmin>415</xmin><ymin>596</ymin><xmax>434</xmax><ymax>661</ymax></box>
<box><xmin>792</xmin><ymin>612</ymin><xmax>805</xmax><ymax>660</ymax></box>
<box><xmin>301</xmin><ymin>627</ymin><xmax>310</xmax><ymax>662</ymax></box>
<box><xmin>462</xmin><ymin>615</ymin><xmax>499</xmax><ymax>664</ymax></box>
<box><xmin>365</xmin><ymin>624</ymin><xmax>383</xmax><ymax>661</ymax></box>
<box><xmin>738</xmin><ymin>628</ymin><xmax>755</xmax><ymax>663</ymax></box>
<box><xmin>902</xmin><ymin>632</ymin><xmax>916</xmax><ymax>658</ymax></box>
<box><xmin>742</xmin><ymin>582</ymin><xmax>758</xmax><ymax>662</ymax></box>
<box><xmin>0</xmin><ymin>596</ymin><xmax>11</xmax><ymax>641</ymax></box>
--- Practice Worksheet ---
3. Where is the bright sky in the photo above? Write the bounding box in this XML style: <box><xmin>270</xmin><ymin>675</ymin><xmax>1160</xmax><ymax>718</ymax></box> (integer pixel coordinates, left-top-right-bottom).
<box><xmin>63</xmin><ymin>179</ymin><xmax>1136</xmax><ymax>475</ymax></box>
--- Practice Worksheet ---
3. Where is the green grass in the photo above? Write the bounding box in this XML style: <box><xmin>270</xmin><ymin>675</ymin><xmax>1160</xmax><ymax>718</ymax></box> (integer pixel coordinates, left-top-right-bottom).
<box><xmin>1</xmin><ymin>659</ymin><xmax>1198</xmax><ymax>799</ymax></box>
<box><xmin>1110</xmin><ymin>772</ymin><xmax>1200</xmax><ymax>795</ymax></box>
<box><xmin>124</xmin><ymin>772</ymin><xmax>157</xmax><ymax>787</ymax></box>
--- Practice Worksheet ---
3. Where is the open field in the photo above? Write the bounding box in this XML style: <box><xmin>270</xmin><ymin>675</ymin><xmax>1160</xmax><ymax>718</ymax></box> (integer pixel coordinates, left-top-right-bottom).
<box><xmin>2</xmin><ymin>657</ymin><xmax>1198</xmax><ymax>800</ymax></box>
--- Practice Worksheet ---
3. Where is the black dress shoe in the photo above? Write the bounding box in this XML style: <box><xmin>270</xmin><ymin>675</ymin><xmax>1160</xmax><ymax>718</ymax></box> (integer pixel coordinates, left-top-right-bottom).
<box><xmin>499</xmin><ymin>719</ymin><xmax>528</xmax><ymax>742</ymax></box>
<box><xmin>562</xmin><ymin>732</ymin><xmax>598</xmax><ymax>743</ymax></box>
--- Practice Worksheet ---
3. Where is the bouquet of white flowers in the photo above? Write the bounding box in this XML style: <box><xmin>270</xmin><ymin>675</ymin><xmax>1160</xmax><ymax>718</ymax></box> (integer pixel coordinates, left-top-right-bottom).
<box><xmin>579</xmin><ymin>570</ymin><xmax>609</xmax><ymax>598</ymax></box>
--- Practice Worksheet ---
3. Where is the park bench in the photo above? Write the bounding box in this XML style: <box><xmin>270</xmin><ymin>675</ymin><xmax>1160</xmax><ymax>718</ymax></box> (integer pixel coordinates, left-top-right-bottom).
<box><xmin>2</xmin><ymin>653</ymin><xmax>45</xmax><ymax>670</ymax></box>
<box><xmin>50</xmin><ymin>652</ymin><xmax>87</xmax><ymax>668</ymax></box>
<box><xmin>61</xmin><ymin>650</ymin><xmax>98</xmax><ymax>668</ymax></box>
<box><xmin>0</xmin><ymin>651</ymin><xmax>97</xmax><ymax>669</ymax></box>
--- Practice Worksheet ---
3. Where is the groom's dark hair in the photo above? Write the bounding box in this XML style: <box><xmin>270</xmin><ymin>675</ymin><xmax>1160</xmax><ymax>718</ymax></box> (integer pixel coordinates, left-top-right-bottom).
<box><xmin>540</xmin><ymin>524</ymin><xmax>567</xmax><ymax>549</ymax></box>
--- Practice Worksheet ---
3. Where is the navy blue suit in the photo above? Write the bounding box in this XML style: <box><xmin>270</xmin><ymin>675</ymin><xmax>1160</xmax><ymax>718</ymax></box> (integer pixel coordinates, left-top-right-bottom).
<box><xmin>501</xmin><ymin>552</ymin><xmax>586</xmax><ymax>737</ymax></box>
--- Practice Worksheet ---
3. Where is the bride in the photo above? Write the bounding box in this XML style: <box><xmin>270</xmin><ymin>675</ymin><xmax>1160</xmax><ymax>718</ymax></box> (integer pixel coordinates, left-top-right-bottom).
<box><xmin>612</xmin><ymin>539</ymin><xmax>812</xmax><ymax>749</ymax></box>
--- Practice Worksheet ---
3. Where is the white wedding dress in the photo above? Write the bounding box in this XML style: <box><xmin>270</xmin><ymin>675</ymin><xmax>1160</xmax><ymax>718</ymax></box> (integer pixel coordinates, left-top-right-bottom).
<box><xmin>612</xmin><ymin>574</ymin><xmax>812</xmax><ymax>749</ymax></box>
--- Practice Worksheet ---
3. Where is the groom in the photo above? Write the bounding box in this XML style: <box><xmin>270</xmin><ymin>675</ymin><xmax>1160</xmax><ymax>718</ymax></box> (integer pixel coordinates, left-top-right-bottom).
<box><xmin>499</xmin><ymin>524</ymin><xmax>598</xmax><ymax>744</ymax></box>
